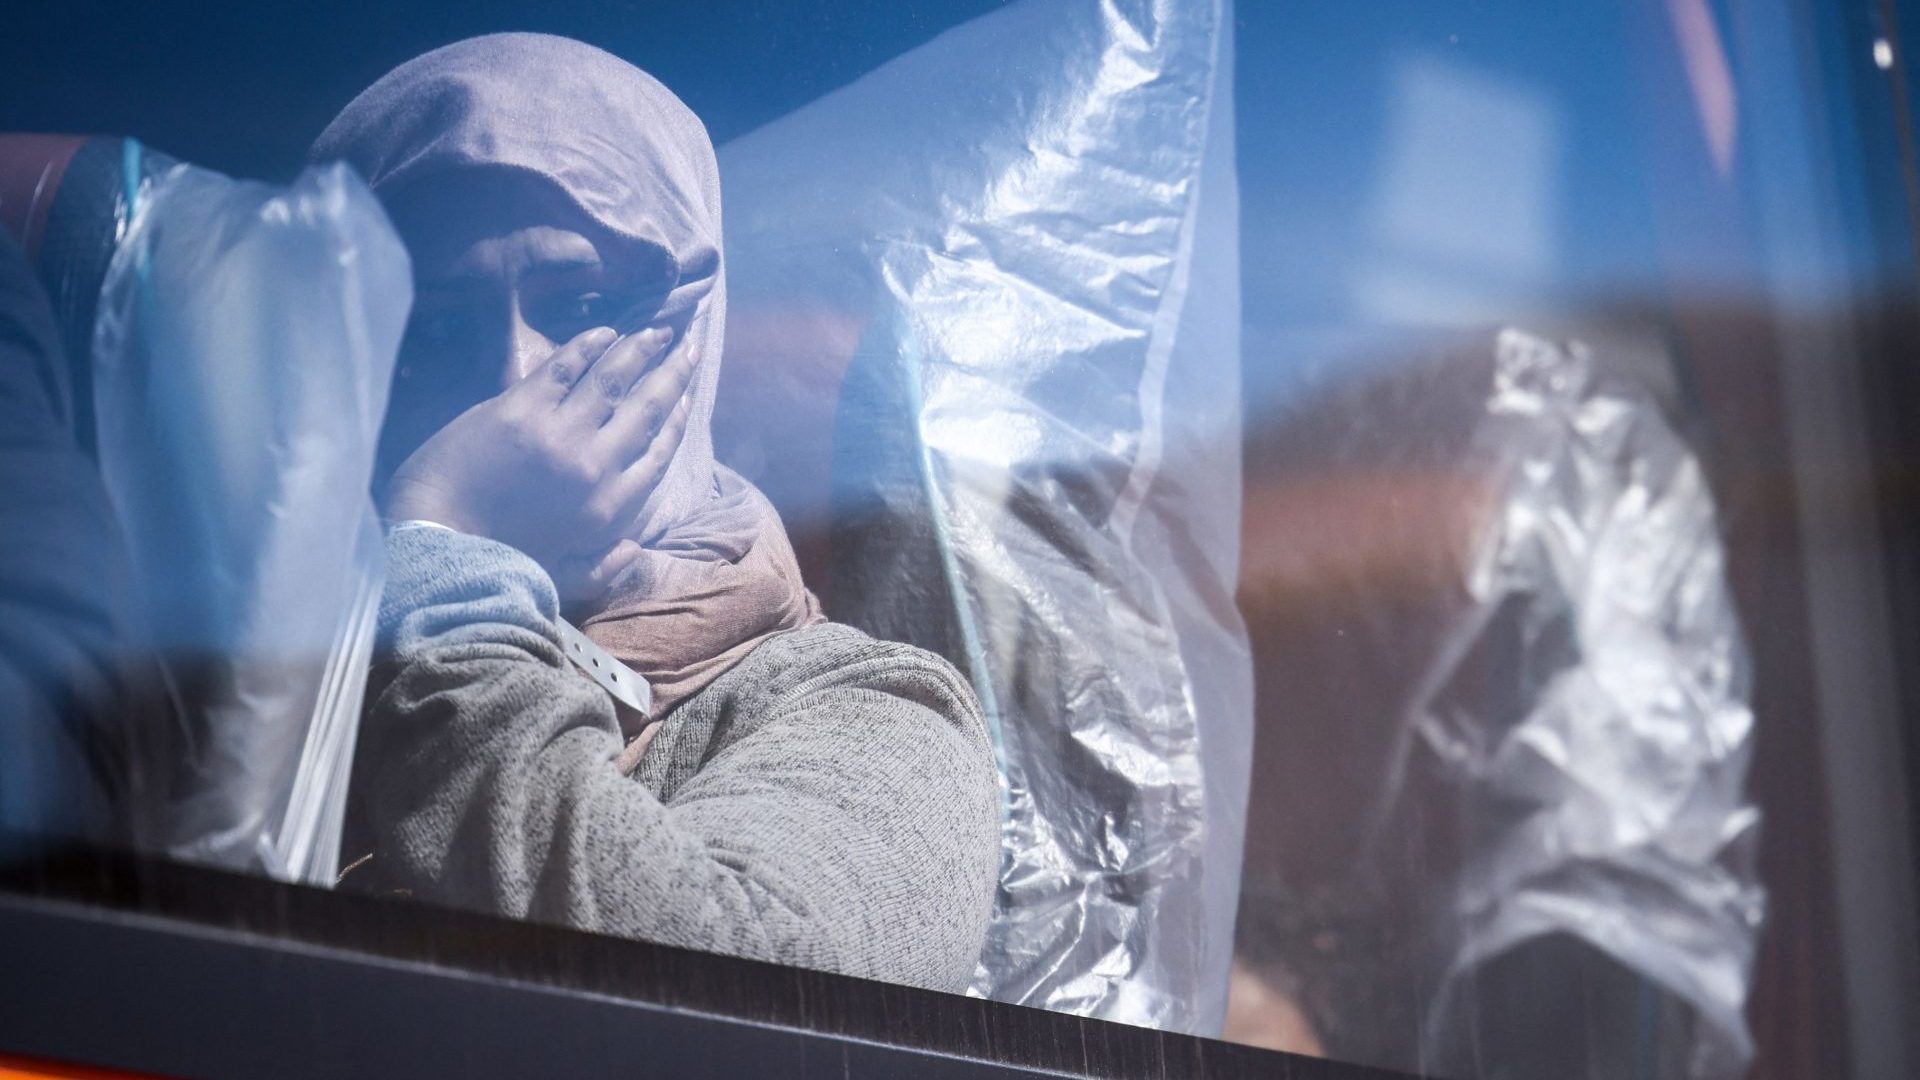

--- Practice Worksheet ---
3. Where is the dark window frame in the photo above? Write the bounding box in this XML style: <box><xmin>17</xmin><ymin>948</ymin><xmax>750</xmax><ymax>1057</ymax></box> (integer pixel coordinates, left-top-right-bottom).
<box><xmin>0</xmin><ymin>847</ymin><xmax>1409</xmax><ymax>1080</ymax></box>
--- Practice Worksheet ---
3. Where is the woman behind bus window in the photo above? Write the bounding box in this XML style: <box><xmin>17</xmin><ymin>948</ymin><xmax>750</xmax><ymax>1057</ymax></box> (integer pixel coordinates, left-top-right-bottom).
<box><xmin>313</xmin><ymin>33</ymin><xmax>1000</xmax><ymax>992</ymax></box>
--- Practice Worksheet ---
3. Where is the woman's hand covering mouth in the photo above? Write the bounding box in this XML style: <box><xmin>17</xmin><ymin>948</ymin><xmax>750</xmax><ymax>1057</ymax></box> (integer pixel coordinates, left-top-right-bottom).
<box><xmin>383</xmin><ymin>322</ymin><xmax>697</xmax><ymax>607</ymax></box>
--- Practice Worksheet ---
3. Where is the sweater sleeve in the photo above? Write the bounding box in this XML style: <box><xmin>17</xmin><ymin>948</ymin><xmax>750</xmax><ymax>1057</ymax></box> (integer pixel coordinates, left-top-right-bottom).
<box><xmin>355</xmin><ymin>526</ymin><xmax>1000</xmax><ymax>993</ymax></box>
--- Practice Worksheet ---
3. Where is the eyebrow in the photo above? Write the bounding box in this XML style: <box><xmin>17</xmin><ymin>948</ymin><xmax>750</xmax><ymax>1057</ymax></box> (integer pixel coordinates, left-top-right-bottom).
<box><xmin>430</xmin><ymin>252</ymin><xmax>598</xmax><ymax>284</ymax></box>
<box><xmin>415</xmin><ymin>260</ymin><xmax>600</xmax><ymax>303</ymax></box>
<box><xmin>521</xmin><ymin>253</ymin><xmax>604</xmax><ymax>277</ymax></box>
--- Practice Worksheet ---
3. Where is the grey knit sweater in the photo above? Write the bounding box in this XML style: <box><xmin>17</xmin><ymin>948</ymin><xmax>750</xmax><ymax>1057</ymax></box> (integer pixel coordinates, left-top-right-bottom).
<box><xmin>351</xmin><ymin>527</ymin><xmax>1002</xmax><ymax>993</ymax></box>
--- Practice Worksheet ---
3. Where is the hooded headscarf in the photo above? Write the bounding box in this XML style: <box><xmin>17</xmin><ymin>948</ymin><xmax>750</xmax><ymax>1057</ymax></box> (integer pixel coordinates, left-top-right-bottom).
<box><xmin>312</xmin><ymin>33</ymin><xmax>821</xmax><ymax>762</ymax></box>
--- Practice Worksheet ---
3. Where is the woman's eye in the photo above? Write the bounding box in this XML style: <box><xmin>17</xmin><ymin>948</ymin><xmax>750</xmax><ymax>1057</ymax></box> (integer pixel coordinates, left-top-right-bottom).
<box><xmin>543</xmin><ymin>292</ymin><xmax>614</xmax><ymax>328</ymax></box>
<box><xmin>568</xmin><ymin>293</ymin><xmax>614</xmax><ymax>324</ymax></box>
<box><xmin>530</xmin><ymin>291</ymin><xmax>636</xmax><ymax>341</ymax></box>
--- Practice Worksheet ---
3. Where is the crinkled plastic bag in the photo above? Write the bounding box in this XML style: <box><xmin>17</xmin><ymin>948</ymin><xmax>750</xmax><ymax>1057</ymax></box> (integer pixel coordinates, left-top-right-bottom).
<box><xmin>1236</xmin><ymin>327</ymin><xmax>1761</xmax><ymax>1076</ymax></box>
<box><xmin>92</xmin><ymin>152</ymin><xmax>409</xmax><ymax>884</ymax></box>
<box><xmin>716</xmin><ymin>0</ymin><xmax>1249</xmax><ymax>1034</ymax></box>
<box><xmin>1424</xmin><ymin>329</ymin><xmax>1763</xmax><ymax>1077</ymax></box>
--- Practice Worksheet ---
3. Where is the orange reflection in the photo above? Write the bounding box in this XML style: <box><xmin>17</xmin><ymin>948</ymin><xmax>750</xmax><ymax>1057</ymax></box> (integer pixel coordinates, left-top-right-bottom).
<box><xmin>0</xmin><ymin>1056</ymin><xmax>160</xmax><ymax>1080</ymax></box>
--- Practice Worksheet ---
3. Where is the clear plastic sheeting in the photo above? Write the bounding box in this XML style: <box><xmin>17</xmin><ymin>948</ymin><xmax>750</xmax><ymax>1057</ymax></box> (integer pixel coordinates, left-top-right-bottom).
<box><xmin>1235</xmin><ymin>326</ymin><xmax>1761</xmax><ymax>1076</ymax></box>
<box><xmin>1423</xmin><ymin>329</ymin><xmax>1764</xmax><ymax>1077</ymax></box>
<box><xmin>92</xmin><ymin>155</ymin><xmax>410</xmax><ymax>884</ymax></box>
<box><xmin>715</xmin><ymin>0</ymin><xmax>1249</xmax><ymax>1034</ymax></box>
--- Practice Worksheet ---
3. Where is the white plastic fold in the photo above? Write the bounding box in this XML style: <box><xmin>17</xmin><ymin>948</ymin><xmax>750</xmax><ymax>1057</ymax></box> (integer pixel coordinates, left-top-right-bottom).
<box><xmin>92</xmin><ymin>154</ymin><xmax>410</xmax><ymax>884</ymax></box>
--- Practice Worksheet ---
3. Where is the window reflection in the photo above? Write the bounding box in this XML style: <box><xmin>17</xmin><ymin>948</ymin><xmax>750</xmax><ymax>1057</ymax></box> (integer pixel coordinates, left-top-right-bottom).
<box><xmin>0</xmin><ymin>2</ymin><xmax>1916</xmax><ymax>1078</ymax></box>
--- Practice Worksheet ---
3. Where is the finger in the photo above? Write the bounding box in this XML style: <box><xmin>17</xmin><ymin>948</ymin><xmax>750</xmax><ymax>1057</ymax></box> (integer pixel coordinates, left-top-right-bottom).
<box><xmin>589</xmin><ymin>539</ymin><xmax>643</xmax><ymax>594</ymax></box>
<box><xmin>558</xmin><ymin>325</ymin><xmax>674</xmax><ymax>426</ymax></box>
<box><xmin>592</xmin><ymin>398</ymin><xmax>692</xmax><ymax>530</ymax></box>
<box><xmin>508</xmin><ymin>326</ymin><xmax>618</xmax><ymax>406</ymax></box>
<box><xmin>551</xmin><ymin>539</ymin><xmax>641</xmax><ymax>610</ymax></box>
<box><xmin>599</xmin><ymin>337</ymin><xmax>701</xmax><ymax>459</ymax></box>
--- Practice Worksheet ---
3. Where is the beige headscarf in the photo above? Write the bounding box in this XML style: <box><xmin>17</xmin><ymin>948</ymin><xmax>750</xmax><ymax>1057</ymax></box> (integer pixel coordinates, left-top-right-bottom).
<box><xmin>312</xmin><ymin>33</ymin><xmax>822</xmax><ymax>767</ymax></box>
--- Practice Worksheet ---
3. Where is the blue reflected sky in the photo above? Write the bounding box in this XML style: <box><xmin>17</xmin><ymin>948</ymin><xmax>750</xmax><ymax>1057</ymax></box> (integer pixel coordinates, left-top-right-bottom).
<box><xmin>1239</xmin><ymin>2</ymin><xmax>1667</xmax><ymax>326</ymax></box>
<box><xmin>1235</xmin><ymin>0</ymin><xmax>1916</xmax><ymax>411</ymax></box>
<box><xmin>1</xmin><ymin>0</ymin><xmax>1911</xmax><ymax>409</ymax></box>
